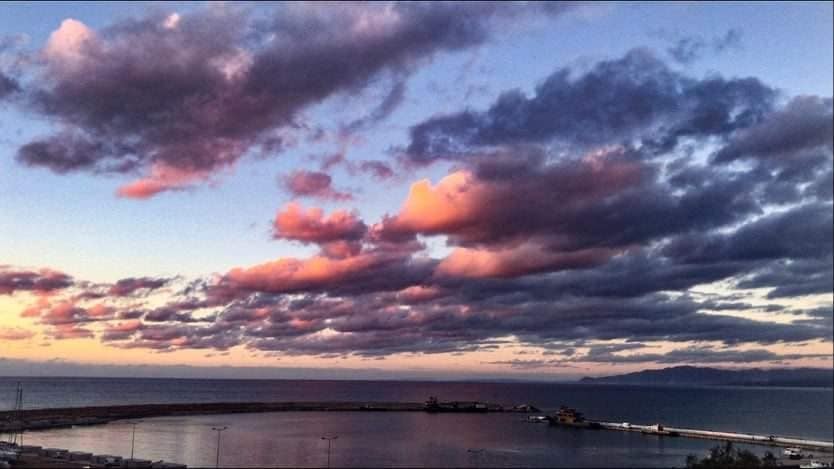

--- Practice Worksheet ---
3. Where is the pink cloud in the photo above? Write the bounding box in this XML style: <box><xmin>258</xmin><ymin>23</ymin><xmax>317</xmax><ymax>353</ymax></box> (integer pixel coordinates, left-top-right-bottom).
<box><xmin>109</xmin><ymin>319</ymin><xmax>143</xmax><ymax>332</ymax></box>
<box><xmin>87</xmin><ymin>303</ymin><xmax>115</xmax><ymax>318</ymax></box>
<box><xmin>436</xmin><ymin>242</ymin><xmax>622</xmax><ymax>278</ymax></box>
<box><xmin>273</xmin><ymin>202</ymin><xmax>366</xmax><ymax>244</ymax></box>
<box><xmin>380</xmin><ymin>170</ymin><xmax>484</xmax><ymax>236</ymax></box>
<box><xmin>20</xmin><ymin>294</ymin><xmax>52</xmax><ymax>317</ymax></box>
<box><xmin>379</xmin><ymin>149</ymin><xmax>645</xmax><ymax>246</ymax></box>
<box><xmin>0</xmin><ymin>267</ymin><xmax>73</xmax><ymax>295</ymax></box>
<box><xmin>40</xmin><ymin>300</ymin><xmax>90</xmax><ymax>325</ymax></box>
<box><xmin>117</xmin><ymin>163</ymin><xmax>212</xmax><ymax>199</ymax></box>
<box><xmin>102</xmin><ymin>319</ymin><xmax>144</xmax><ymax>341</ymax></box>
<box><xmin>43</xmin><ymin>18</ymin><xmax>96</xmax><ymax>70</ymax></box>
<box><xmin>0</xmin><ymin>327</ymin><xmax>35</xmax><ymax>341</ymax></box>
<box><xmin>226</xmin><ymin>253</ymin><xmax>383</xmax><ymax>294</ymax></box>
<box><xmin>396</xmin><ymin>285</ymin><xmax>446</xmax><ymax>303</ymax></box>
<box><xmin>283</xmin><ymin>170</ymin><xmax>352</xmax><ymax>201</ymax></box>
<box><xmin>320</xmin><ymin>240</ymin><xmax>363</xmax><ymax>259</ymax></box>
<box><xmin>52</xmin><ymin>324</ymin><xmax>95</xmax><ymax>340</ymax></box>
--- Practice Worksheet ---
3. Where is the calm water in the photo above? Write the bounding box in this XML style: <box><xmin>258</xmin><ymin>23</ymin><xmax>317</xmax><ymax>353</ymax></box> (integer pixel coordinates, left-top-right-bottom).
<box><xmin>2</xmin><ymin>378</ymin><xmax>832</xmax><ymax>467</ymax></box>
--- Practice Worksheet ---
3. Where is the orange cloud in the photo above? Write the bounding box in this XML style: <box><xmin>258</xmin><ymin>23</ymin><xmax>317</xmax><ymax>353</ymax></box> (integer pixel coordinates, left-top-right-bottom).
<box><xmin>436</xmin><ymin>242</ymin><xmax>621</xmax><ymax>278</ymax></box>
<box><xmin>383</xmin><ymin>170</ymin><xmax>484</xmax><ymax>235</ymax></box>
<box><xmin>226</xmin><ymin>253</ymin><xmax>382</xmax><ymax>294</ymax></box>
<box><xmin>378</xmin><ymin>149</ymin><xmax>645</xmax><ymax>248</ymax></box>
<box><xmin>105</xmin><ymin>319</ymin><xmax>143</xmax><ymax>333</ymax></box>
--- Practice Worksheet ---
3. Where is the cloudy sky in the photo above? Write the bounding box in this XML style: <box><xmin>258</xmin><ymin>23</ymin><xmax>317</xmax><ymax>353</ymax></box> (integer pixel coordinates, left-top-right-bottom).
<box><xmin>0</xmin><ymin>2</ymin><xmax>831</xmax><ymax>380</ymax></box>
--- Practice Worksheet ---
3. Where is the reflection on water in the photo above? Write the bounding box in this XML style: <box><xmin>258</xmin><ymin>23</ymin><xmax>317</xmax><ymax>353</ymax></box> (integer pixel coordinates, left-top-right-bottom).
<box><xmin>21</xmin><ymin>412</ymin><xmax>767</xmax><ymax>468</ymax></box>
<box><xmin>3</xmin><ymin>378</ymin><xmax>831</xmax><ymax>441</ymax></box>
<box><xmin>7</xmin><ymin>379</ymin><xmax>831</xmax><ymax>467</ymax></box>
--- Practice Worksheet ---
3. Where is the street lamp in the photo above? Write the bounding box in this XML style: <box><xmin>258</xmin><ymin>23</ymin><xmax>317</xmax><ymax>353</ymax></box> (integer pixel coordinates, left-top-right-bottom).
<box><xmin>467</xmin><ymin>448</ymin><xmax>486</xmax><ymax>468</ymax></box>
<box><xmin>212</xmin><ymin>426</ymin><xmax>228</xmax><ymax>468</ymax></box>
<box><xmin>125</xmin><ymin>420</ymin><xmax>142</xmax><ymax>468</ymax></box>
<box><xmin>321</xmin><ymin>435</ymin><xmax>338</xmax><ymax>468</ymax></box>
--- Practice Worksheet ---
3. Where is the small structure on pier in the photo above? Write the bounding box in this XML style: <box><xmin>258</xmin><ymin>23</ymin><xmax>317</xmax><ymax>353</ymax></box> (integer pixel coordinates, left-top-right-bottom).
<box><xmin>553</xmin><ymin>406</ymin><xmax>585</xmax><ymax>425</ymax></box>
<box><xmin>424</xmin><ymin>397</ymin><xmax>489</xmax><ymax>413</ymax></box>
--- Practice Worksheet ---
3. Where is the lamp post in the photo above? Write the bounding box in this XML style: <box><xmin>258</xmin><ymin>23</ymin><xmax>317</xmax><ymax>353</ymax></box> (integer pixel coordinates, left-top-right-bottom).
<box><xmin>321</xmin><ymin>435</ymin><xmax>338</xmax><ymax>468</ymax></box>
<box><xmin>467</xmin><ymin>448</ymin><xmax>486</xmax><ymax>468</ymax></box>
<box><xmin>211</xmin><ymin>426</ymin><xmax>228</xmax><ymax>468</ymax></box>
<box><xmin>125</xmin><ymin>420</ymin><xmax>142</xmax><ymax>468</ymax></box>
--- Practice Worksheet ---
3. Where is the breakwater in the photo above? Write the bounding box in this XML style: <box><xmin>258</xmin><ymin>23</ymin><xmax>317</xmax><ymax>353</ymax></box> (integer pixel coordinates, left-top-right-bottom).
<box><xmin>588</xmin><ymin>420</ymin><xmax>834</xmax><ymax>453</ymax></box>
<box><xmin>0</xmin><ymin>400</ymin><xmax>523</xmax><ymax>432</ymax></box>
<box><xmin>3</xmin><ymin>401</ymin><xmax>832</xmax><ymax>456</ymax></box>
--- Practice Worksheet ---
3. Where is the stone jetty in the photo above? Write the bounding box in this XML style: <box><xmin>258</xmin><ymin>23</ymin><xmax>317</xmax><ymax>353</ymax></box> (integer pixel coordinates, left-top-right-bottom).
<box><xmin>0</xmin><ymin>400</ymin><xmax>526</xmax><ymax>433</ymax></box>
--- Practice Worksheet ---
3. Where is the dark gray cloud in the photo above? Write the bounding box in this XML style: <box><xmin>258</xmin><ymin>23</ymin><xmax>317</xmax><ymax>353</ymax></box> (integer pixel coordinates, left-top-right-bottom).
<box><xmin>737</xmin><ymin>259</ymin><xmax>833</xmax><ymax>299</ymax></box>
<box><xmin>662</xmin><ymin>203</ymin><xmax>833</xmax><ymax>264</ymax></box>
<box><xmin>345</xmin><ymin>79</ymin><xmax>408</xmax><ymax>132</ymax></box>
<box><xmin>487</xmin><ymin>346</ymin><xmax>830</xmax><ymax>369</ymax></box>
<box><xmin>283</xmin><ymin>170</ymin><xmax>353</xmax><ymax>201</ymax></box>
<box><xmin>90</xmin><ymin>284</ymin><xmax>830</xmax><ymax>357</ymax></box>
<box><xmin>12</xmin><ymin>3</ymin><xmax>575</xmax><ymax>196</ymax></box>
<box><xmin>666</xmin><ymin>29</ymin><xmax>742</xmax><ymax>64</ymax></box>
<box><xmin>0</xmin><ymin>35</ymin><xmax>24</xmax><ymax>99</ymax></box>
<box><xmin>0</xmin><ymin>356</ymin><xmax>578</xmax><ymax>381</ymax></box>
<box><xmin>580</xmin><ymin>346</ymin><xmax>830</xmax><ymax>365</ymax></box>
<box><xmin>358</xmin><ymin>160</ymin><xmax>396</xmax><ymax>180</ymax></box>
<box><xmin>405</xmin><ymin>48</ymin><xmax>774</xmax><ymax>163</ymax></box>
<box><xmin>108</xmin><ymin>276</ymin><xmax>171</xmax><ymax>297</ymax></box>
<box><xmin>713</xmin><ymin>96</ymin><xmax>833</xmax><ymax>164</ymax></box>
<box><xmin>0</xmin><ymin>266</ymin><xmax>73</xmax><ymax>295</ymax></box>
<box><xmin>0</xmin><ymin>71</ymin><xmax>19</xmax><ymax>98</ymax></box>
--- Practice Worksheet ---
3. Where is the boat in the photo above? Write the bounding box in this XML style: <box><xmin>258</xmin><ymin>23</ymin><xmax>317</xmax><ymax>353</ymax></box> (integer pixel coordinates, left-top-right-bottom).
<box><xmin>527</xmin><ymin>415</ymin><xmax>548</xmax><ymax>423</ymax></box>
<box><xmin>548</xmin><ymin>406</ymin><xmax>601</xmax><ymax>429</ymax></box>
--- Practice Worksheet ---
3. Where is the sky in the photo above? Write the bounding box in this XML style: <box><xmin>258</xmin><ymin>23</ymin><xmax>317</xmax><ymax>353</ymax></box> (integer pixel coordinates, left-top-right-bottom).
<box><xmin>0</xmin><ymin>1</ymin><xmax>831</xmax><ymax>380</ymax></box>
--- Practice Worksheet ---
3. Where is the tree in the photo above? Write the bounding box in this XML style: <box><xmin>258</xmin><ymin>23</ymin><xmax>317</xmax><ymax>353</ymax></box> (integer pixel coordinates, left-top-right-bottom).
<box><xmin>685</xmin><ymin>442</ymin><xmax>778</xmax><ymax>468</ymax></box>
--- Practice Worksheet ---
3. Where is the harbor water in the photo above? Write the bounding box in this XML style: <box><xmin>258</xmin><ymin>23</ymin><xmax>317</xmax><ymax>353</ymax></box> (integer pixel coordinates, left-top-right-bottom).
<box><xmin>2</xmin><ymin>378</ymin><xmax>832</xmax><ymax>467</ymax></box>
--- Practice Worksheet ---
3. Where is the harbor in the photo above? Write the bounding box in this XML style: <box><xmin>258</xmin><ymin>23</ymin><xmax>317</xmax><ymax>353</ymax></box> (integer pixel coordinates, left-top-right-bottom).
<box><xmin>2</xmin><ymin>400</ymin><xmax>832</xmax><ymax>468</ymax></box>
<box><xmin>3</xmin><ymin>401</ymin><xmax>832</xmax><ymax>452</ymax></box>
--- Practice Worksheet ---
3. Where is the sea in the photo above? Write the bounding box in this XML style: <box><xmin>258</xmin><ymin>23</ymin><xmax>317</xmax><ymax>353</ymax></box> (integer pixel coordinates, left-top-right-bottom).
<box><xmin>1</xmin><ymin>377</ymin><xmax>831</xmax><ymax>467</ymax></box>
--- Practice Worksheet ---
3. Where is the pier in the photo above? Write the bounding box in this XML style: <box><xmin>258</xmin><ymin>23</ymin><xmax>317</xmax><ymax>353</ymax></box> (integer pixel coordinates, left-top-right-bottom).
<box><xmin>593</xmin><ymin>421</ymin><xmax>834</xmax><ymax>453</ymax></box>
<box><xmin>544</xmin><ymin>405</ymin><xmax>833</xmax><ymax>453</ymax></box>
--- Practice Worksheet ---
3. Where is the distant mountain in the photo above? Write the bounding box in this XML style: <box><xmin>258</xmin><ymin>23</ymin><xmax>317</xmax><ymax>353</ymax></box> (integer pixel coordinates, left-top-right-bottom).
<box><xmin>579</xmin><ymin>366</ymin><xmax>834</xmax><ymax>387</ymax></box>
